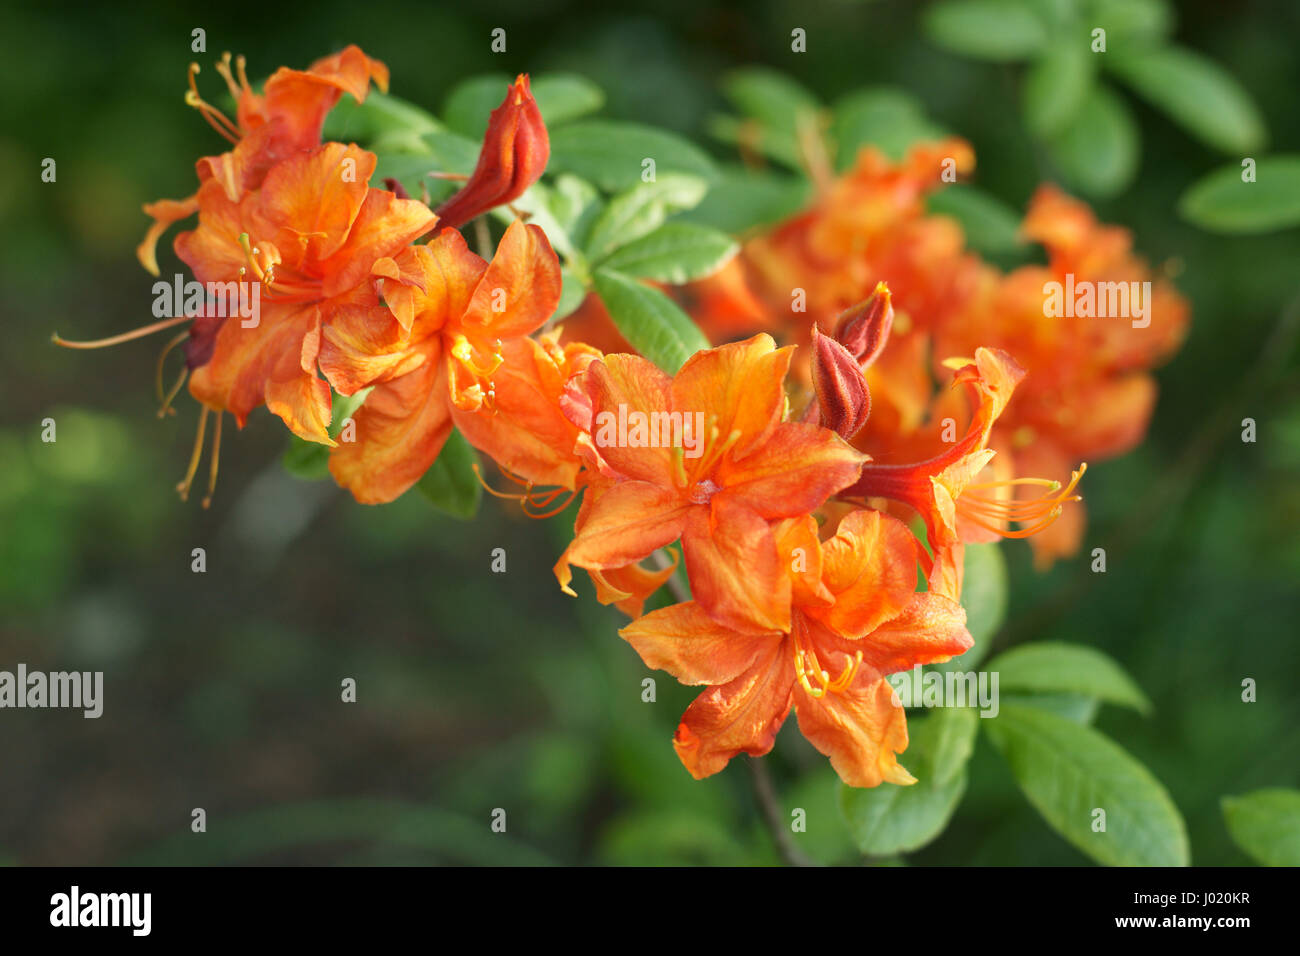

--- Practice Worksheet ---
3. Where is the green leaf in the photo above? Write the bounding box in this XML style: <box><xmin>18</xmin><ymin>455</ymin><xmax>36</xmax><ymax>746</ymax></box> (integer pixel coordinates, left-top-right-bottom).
<box><xmin>1022</xmin><ymin>37</ymin><xmax>1096</xmax><ymax>138</ymax></box>
<box><xmin>531</xmin><ymin>74</ymin><xmax>606</xmax><ymax>126</ymax></box>
<box><xmin>420</xmin><ymin>129</ymin><xmax>483</xmax><ymax>175</ymax></box>
<box><xmin>924</xmin><ymin>0</ymin><xmax>1049</xmax><ymax>62</ymax></box>
<box><xmin>416</xmin><ymin>429</ymin><xmax>481</xmax><ymax>518</ymax></box>
<box><xmin>546</xmin><ymin>173</ymin><xmax>604</xmax><ymax>251</ymax></box>
<box><xmin>926</xmin><ymin>185</ymin><xmax>1026</xmax><ymax>256</ymax></box>
<box><xmin>717</xmin><ymin>68</ymin><xmax>822</xmax><ymax>170</ymax></box>
<box><xmin>839</xmin><ymin>709</ymin><xmax>973</xmax><ymax>855</ymax></box>
<box><xmin>548</xmin><ymin>121</ymin><xmax>717</xmax><ymax>192</ymax></box>
<box><xmin>583</xmin><ymin>174</ymin><xmax>710</xmax><ymax>262</ymax></box>
<box><xmin>601</xmin><ymin>223</ymin><xmax>738</xmax><ymax>284</ymax></box>
<box><xmin>1179</xmin><ymin>155</ymin><xmax>1300</xmax><ymax>234</ymax></box>
<box><xmin>1087</xmin><ymin>0</ymin><xmax>1174</xmax><ymax>45</ymax></box>
<box><xmin>832</xmin><ymin>87</ymin><xmax>949</xmax><ymax>166</ymax></box>
<box><xmin>681</xmin><ymin>165</ymin><xmax>812</xmax><ymax>233</ymax></box>
<box><xmin>321</xmin><ymin>90</ymin><xmax>442</xmax><ymax>144</ymax></box>
<box><xmin>984</xmin><ymin>704</ymin><xmax>1189</xmax><ymax>866</ymax></box>
<box><xmin>1222</xmin><ymin>788</ymin><xmax>1300</xmax><ymax>866</ymax></box>
<box><xmin>988</xmin><ymin>641</ymin><xmax>1152</xmax><ymax>713</ymax></box>
<box><xmin>553</xmin><ymin>266</ymin><xmax>589</xmax><ymax>323</ymax></box>
<box><xmin>283</xmin><ymin>436</ymin><xmax>329</xmax><ymax>481</ymax></box>
<box><xmin>927</xmin><ymin>706</ymin><xmax>980</xmax><ymax>786</ymax></box>
<box><xmin>1002</xmin><ymin>692</ymin><xmax>1100</xmax><ymax>725</ymax></box>
<box><xmin>1107</xmin><ymin>46</ymin><xmax>1267</xmax><ymax>153</ymax></box>
<box><xmin>441</xmin><ymin>73</ymin><xmax>512</xmax><ymax>141</ymax></box>
<box><xmin>1046</xmin><ymin>82</ymin><xmax>1139</xmax><ymax>197</ymax></box>
<box><xmin>592</xmin><ymin>268</ymin><xmax>710</xmax><ymax>373</ymax></box>
<box><xmin>933</xmin><ymin>542</ymin><xmax>1006</xmax><ymax>673</ymax></box>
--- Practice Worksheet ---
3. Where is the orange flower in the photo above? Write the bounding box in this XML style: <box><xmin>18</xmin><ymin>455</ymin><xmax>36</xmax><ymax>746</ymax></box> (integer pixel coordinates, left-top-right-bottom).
<box><xmin>458</xmin><ymin>329</ymin><xmax>602</xmax><ymax>492</ymax></box>
<box><xmin>933</xmin><ymin>186</ymin><xmax>1187</xmax><ymax>564</ymax></box>
<box><xmin>322</xmin><ymin>220</ymin><xmax>562</xmax><ymax>503</ymax></box>
<box><xmin>139</xmin><ymin>45</ymin><xmax>390</xmax><ymax>275</ymax></box>
<box><xmin>174</xmin><ymin>142</ymin><xmax>435</xmax><ymax>447</ymax></box>
<box><xmin>554</xmin><ymin>334</ymin><xmax>867</xmax><ymax>630</ymax></box>
<box><xmin>842</xmin><ymin>347</ymin><xmax>1085</xmax><ymax>596</ymax></box>
<box><xmin>621</xmin><ymin>509</ymin><xmax>971</xmax><ymax>787</ymax></box>
<box><xmin>434</xmin><ymin>74</ymin><xmax>549</xmax><ymax>229</ymax></box>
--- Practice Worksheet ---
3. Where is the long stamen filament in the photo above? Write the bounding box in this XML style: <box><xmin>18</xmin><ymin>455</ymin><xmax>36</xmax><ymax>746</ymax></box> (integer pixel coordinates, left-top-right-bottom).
<box><xmin>176</xmin><ymin>406</ymin><xmax>210</xmax><ymax>502</ymax></box>
<box><xmin>202</xmin><ymin>412</ymin><xmax>223</xmax><ymax>509</ymax></box>
<box><xmin>52</xmin><ymin>315</ymin><xmax>191</xmax><ymax>350</ymax></box>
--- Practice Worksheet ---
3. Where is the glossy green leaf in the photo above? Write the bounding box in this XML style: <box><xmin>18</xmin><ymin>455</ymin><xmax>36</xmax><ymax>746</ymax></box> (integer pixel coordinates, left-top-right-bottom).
<box><xmin>1046</xmin><ymin>83</ymin><xmax>1139</xmax><ymax>197</ymax></box>
<box><xmin>1222</xmin><ymin>788</ymin><xmax>1300</xmax><ymax>866</ymax></box>
<box><xmin>984</xmin><ymin>704</ymin><xmax>1189</xmax><ymax>866</ymax></box>
<box><xmin>681</xmin><ymin>165</ymin><xmax>812</xmax><ymax>233</ymax></box>
<box><xmin>717</xmin><ymin>68</ymin><xmax>822</xmax><ymax>169</ymax></box>
<box><xmin>1107</xmin><ymin>46</ymin><xmax>1267</xmax><ymax>153</ymax></box>
<box><xmin>924</xmin><ymin>0</ymin><xmax>1049</xmax><ymax>62</ymax></box>
<box><xmin>988</xmin><ymin>641</ymin><xmax>1152</xmax><ymax>713</ymax></box>
<box><xmin>441</xmin><ymin>73</ymin><xmax>512</xmax><ymax>141</ymax></box>
<box><xmin>548</xmin><ymin>121</ymin><xmax>717</xmax><ymax>192</ymax></box>
<box><xmin>321</xmin><ymin>90</ymin><xmax>442</xmax><ymax>143</ymax></box>
<box><xmin>839</xmin><ymin>708</ymin><xmax>974</xmax><ymax>855</ymax></box>
<box><xmin>584</xmin><ymin>173</ymin><xmax>710</xmax><ymax>262</ymax></box>
<box><xmin>416</xmin><ymin>428</ymin><xmax>481</xmax><ymax>518</ymax></box>
<box><xmin>601</xmin><ymin>222</ymin><xmax>738</xmax><ymax>283</ymax></box>
<box><xmin>1179</xmin><ymin>155</ymin><xmax>1300</xmax><ymax>234</ymax></box>
<box><xmin>1022</xmin><ymin>38</ymin><xmax>1096</xmax><ymax>138</ymax></box>
<box><xmin>592</xmin><ymin>268</ymin><xmax>710</xmax><ymax>373</ymax></box>
<box><xmin>531</xmin><ymin>73</ymin><xmax>605</xmax><ymax>126</ymax></box>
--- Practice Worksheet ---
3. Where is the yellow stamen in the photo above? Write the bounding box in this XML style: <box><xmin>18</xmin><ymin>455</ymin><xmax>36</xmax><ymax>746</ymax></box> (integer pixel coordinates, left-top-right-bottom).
<box><xmin>176</xmin><ymin>406</ymin><xmax>210</xmax><ymax>502</ymax></box>
<box><xmin>957</xmin><ymin>463</ymin><xmax>1086</xmax><ymax>538</ymax></box>
<box><xmin>185</xmin><ymin>63</ymin><xmax>241</xmax><ymax>143</ymax></box>
<box><xmin>201</xmin><ymin>412</ymin><xmax>223</xmax><ymax>509</ymax></box>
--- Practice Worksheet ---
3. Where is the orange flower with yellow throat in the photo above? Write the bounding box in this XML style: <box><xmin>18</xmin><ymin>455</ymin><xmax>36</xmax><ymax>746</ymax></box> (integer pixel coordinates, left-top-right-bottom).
<box><xmin>137</xmin><ymin>45</ymin><xmax>391</xmax><ymax>276</ymax></box>
<box><xmin>621</xmin><ymin>508</ymin><xmax>971</xmax><ymax>787</ymax></box>
<box><xmin>555</xmin><ymin>334</ymin><xmax>866</xmax><ymax>631</ymax></box>
<box><xmin>57</xmin><ymin>142</ymin><xmax>435</xmax><ymax>505</ymax></box>
<box><xmin>321</xmin><ymin>220</ymin><xmax>563</xmax><ymax>504</ymax></box>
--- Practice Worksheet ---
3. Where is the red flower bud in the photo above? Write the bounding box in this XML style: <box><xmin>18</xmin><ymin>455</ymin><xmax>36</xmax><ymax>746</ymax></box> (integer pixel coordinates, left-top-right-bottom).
<box><xmin>811</xmin><ymin>324</ymin><xmax>871</xmax><ymax>440</ymax></box>
<box><xmin>434</xmin><ymin>74</ymin><xmax>549</xmax><ymax>229</ymax></box>
<box><xmin>835</xmin><ymin>281</ymin><xmax>893</xmax><ymax>367</ymax></box>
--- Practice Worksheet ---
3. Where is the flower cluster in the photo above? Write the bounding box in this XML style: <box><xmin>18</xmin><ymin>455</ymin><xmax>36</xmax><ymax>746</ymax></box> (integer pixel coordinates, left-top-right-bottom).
<box><xmin>68</xmin><ymin>48</ymin><xmax>1190</xmax><ymax>789</ymax></box>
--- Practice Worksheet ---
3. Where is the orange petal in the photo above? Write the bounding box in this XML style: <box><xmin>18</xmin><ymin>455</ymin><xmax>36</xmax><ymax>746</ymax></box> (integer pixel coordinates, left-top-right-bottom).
<box><xmin>327</xmin><ymin>338</ymin><xmax>454</xmax><ymax>504</ymax></box>
<box><xmin>854</xmin><ymin>591</ymin><xmax>971</xmax><ymax>673</ymax></box>
<box><xmin>672</xmin><ymin>639</ymin><xmax>795</xmax><ymax>780</ymax></box>
<box><xmin>137</xmin><ymin>196</ymin><xmax>199</xmax><ymax>277</ymax></box>
<box><xmin>716</xmin><ymin>421</ymin><xmax>866</xmax><ymax>520</ymax></box>
<box><xmin>794</xmin><ymin>674</ymin><xmax>914</xmax><ymax>788</ymax></box>
<box><xmin>621</xmin><ymin>601</ymin><xmax>780</xmax><ymax>685</ymax></box>
<box><xmin>589</xmin><ymin>554</ymin><xmax>679</xmax><ymax>619</ymax></box>
<box><xmin>682</xmin><ymin>494</ymin><xmax>791</xmax><ymax>633</ymax></box>
<box><xmin>812</xmin><ymin>508</ymin><xmax>918</xmax><ymax>638</ymax></box>
<box><xmin>579</xmin><ymin>353</ymin><xmax>677</xmax><ymax>485</ymax></box>
<box><xmin>317</xmin><ymin>188</ymin><xmax>437</xmax><ymax>297</ymax></box>
<box><xmin>188</xmin><ymin>301</ymin><xmax>334</xmax><ymax>444</ymax></box>
<box><xmin>319</xmin><ymin>299</ymin><xmax>428</xmax><ymax>396</ymax></box>
<box><xmin>555</xmin><ymin>480</ymin><xmax>692</xmax><ymax>591</ymax></box>
<box><xmin>249</xmin><ymin>143</ymin><xmax>375</xmax><ymax>270</ymax></box>
<box><xmin>451</xmin><ymin>336</ymin><xmax>586</xmax><ymax>490</ymax></box>
<box><xmin>670</xmin><ymin>333</ymin><xmax>791</xmax><ymax>462</ymax></box>
<box><xmin>462</xmin><ymin>221</ymin><xmax>562</xmax><ymax>339</ymax></box>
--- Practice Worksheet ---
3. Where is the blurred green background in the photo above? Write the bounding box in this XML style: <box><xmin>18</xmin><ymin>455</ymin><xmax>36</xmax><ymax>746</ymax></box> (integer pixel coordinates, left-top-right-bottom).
<box><xmin>1</xmin><ymin>0</ymin><xmax>1297</xmax><ymax>865</ymax></box>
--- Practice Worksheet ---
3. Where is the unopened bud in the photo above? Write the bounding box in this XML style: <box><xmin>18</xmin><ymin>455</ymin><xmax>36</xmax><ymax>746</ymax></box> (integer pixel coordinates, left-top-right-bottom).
<box><xmin>811</xmin><ymin>325</ymin><xmax>870</xmax><ymax>440</ymax></box>
<box><xmin>834</xmin><ymin>282</ymin><xmax>893</xmax><ymax>367</ymax></box>
<box><xmin>434</xmin><ymin>74</ymin><xmax>549</xmax><ymax>229</ymax></box>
